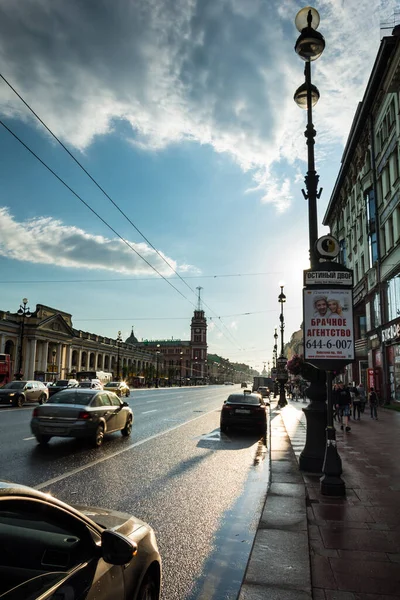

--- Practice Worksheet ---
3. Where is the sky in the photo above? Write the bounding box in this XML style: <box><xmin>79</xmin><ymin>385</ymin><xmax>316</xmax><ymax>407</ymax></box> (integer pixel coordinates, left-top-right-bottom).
<box><xmin>0</xmin><ymin>0</ymin><xmax>397</xmax><ymax>373</ymax></box>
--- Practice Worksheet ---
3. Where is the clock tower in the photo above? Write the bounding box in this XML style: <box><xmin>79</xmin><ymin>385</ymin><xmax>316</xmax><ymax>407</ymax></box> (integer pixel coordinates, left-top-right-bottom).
<box><xmin>190</xmin><ymin>287</ymin><xmax>207</xmax><ymax>381</ymax></box>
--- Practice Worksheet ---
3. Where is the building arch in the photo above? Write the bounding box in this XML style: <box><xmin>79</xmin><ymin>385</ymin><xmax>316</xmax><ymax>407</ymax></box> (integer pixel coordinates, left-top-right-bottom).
<box><xmin>4</xmin><ymin>339</ymin><xmax>15</xmax><ymax>360</ymax></box>
<box><xmin>81</xmin><ymin>352</ymin><xmax>87</xmax><ymax>368</ymax></box>
<box><xmin>104</xmin><ymin>355</ymin><xmax>110</xmax><ymax>370</ymax></box>
<box><xmin>97</xmin><ymin>354</ymin><xmax>103</xmax><ymax>369</ymax></box>
<box><xmin>71</xmin><ymin>350</ymin><xmax>78</xmax><ymax>368</ymax></box>
<box><xmin>89</xmin><ymin>353</ymin><xmax>95</xmax><ymax>369</ymax></box>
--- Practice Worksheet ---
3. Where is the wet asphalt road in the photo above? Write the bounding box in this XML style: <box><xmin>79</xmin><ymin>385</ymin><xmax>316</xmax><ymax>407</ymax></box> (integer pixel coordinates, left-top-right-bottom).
<box><xmin>0</xmin><ymin>385</ymin><xmax>269</xmax><ymax>600</ymax></box>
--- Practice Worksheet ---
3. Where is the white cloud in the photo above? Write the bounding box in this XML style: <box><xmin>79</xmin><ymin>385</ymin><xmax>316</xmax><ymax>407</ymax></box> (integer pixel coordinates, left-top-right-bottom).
<box><xmin>0</xmin><ymin>0</ymin><xmax>397</xmax><ymax>211</ymax></box>
<box><xmin>0</xmin><ymin>207</ymin><xmax>198</xmax><ymax>275</ymax></box>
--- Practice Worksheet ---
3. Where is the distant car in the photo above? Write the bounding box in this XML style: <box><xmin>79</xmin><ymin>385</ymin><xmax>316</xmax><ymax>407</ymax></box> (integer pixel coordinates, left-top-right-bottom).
<box><xmin>224</xmin><ymin>381</ymin><xmax>234</xmax><ymax>385</ymax></box>
<box><xmin>78</xmin><ymin>379</ymin><xmax>103</xmax><ymax>390</ymax></box>
<box><xmin>258</xmin><ymin>386</ymin><xmax>270</xmax><ymax>398</ymax></box>
<box><xmin>48</xmin><ymin>379</ymin><xmax>79</xmax><ymax>397</ymax></box>
<box><xmin>31</xmin><ymin>388</ymin><xmax>133</xmax><ymax>447</ymax></box>
<box><xmin>0</xmin><ymin>480</ymin><xmax>162</xmax><ymax>600</ymax></box>
<box><xmin>241</xmin><ymin>382</ymin><xmax>248</xmax><ymax>388</ymax></box>
<box><xmin>0</xmin><ymin>380</ymin><xmax>49</xmax><ymax>407</ymax></box>
<box><xmin>104</xmin><ymin>381</ymin><xmax>131</xmax><ymax>397</ymax></box>
<box><xmin>220</xmin><ymin>391</ymin><xmax>268</xmax><ymax>434</ymax></box>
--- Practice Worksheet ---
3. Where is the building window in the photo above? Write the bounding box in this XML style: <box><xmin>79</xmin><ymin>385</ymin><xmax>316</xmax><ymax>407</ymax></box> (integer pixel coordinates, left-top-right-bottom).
<box><xmin>358</xmin><ymin>316</ymin><xmax>367</xmax><ymax>338</ymax></box>
<box><xmin>387</xmin><ymin>276</ymin><xmax>400</xmax><ymax>322</ymax></box>
<box><xmin>355</xmin><ymin>261</ymin><xmax>359</xmax><ymax>283</ymax></box>
<box><xmin>365</xmin><ymin>189</ymin><xmax>378</xmax><ymax>265</ymax></box>
<box><xmin>360</xmin><ymin>254</ymin><xmax>365</xmax><ymax>277</ymax></box>
<box><xmin>339</xmin><ymin>239</ymin><xmax>347</xmax><ymax>266</ymax></box>
<box><xmin>373</xmin><ymin>292</ymin><xmax>381</xmax><ymax>328</ymax></box>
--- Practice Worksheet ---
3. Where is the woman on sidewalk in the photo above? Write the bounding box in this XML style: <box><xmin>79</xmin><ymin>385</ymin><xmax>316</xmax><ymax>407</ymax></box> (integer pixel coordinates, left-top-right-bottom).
<box><xmin>369</xmin><ymin>387</ymin><xmax>378</xmax><ymax>420</ymax></box>
<box><xmin>352</xmin><ymin>385</ymin><xmax>361</xmax><ymax>420</ymax></box>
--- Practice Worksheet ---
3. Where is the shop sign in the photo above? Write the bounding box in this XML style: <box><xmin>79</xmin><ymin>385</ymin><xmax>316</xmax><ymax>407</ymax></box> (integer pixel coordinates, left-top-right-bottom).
<box><xmin>304</xmin><ymin>270</ymin><xmax>353</xmax><ymax>287</ymax></box>
<box><xmin>367</xmin><ymin>368</ymin><xmax>375</xmax><ymax>391</ymax></box>
<box><xmin>303</xmin><ymin>288</ymin><xmax>354</xmax><ymax>362</ymax></box>
<box><xmin>381</xmin><ymin>321</ymin><xmax>400</xmax><ymax>343</ymax></box>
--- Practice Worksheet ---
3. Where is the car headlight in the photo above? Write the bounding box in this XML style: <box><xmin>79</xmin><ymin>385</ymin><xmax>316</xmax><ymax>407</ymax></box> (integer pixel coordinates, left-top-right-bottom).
<box><xmin>9</xmin><ymin>393</ymin><xmax>15</xmax><ymax>397</ymax></box>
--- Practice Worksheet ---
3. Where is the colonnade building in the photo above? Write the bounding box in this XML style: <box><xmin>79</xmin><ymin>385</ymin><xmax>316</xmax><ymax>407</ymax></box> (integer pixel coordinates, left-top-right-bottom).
<box><xmin>0</xmin><ymin>302</ymin><xmax>208</xmax><ymax>383</ymax></box>
<box><xmin>0</xmin><ymin>303</ymin><xmax>155</xmax><ymax>381</ymax></box>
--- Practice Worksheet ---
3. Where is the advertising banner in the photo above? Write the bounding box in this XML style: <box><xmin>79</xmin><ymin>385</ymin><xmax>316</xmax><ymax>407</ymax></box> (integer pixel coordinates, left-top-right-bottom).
<box><xmin>303</xmin><ymin>288</ymin><xmax>354</xmax><ymax>362</ymax></box>
<box><xmin>304</xmin><ymin>270</ymin><xmax>353</xmax><ymax>287</ymax></box>
<box><xmin>367</xmin><ymin>368</ymin><xmax>375</xmax><ymax>391</ymax></box>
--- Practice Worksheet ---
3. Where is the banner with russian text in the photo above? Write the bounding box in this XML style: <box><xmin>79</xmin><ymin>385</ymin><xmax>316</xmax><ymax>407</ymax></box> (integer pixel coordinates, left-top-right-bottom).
<box><xmin>303</xmin><ymin>288</ymin><xmax>354</xmax><ymax>361</ymax></box>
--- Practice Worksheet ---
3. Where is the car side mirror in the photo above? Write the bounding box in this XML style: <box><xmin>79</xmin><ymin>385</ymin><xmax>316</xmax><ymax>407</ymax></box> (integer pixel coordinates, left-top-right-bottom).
<box><xmin>122</xmin><ymin>401</ymin><xmax>129</xmax><ymax>407</ymax></box>
<box><xmin>101</xmin><ymin>530</ymin><xmax>137</xmax><ymax>565</ymax></box>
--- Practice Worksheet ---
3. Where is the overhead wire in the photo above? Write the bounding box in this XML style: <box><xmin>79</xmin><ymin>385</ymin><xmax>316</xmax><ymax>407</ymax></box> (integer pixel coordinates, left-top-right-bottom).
<box><xmin>0</xmin><ymin>73</ymin><xmax>276</xmax><ymax>351</ymax></box>
<box><xmin>0</xmin><ymin>79</ymin><xmax>240</xmax><ymax>349</ymax></box>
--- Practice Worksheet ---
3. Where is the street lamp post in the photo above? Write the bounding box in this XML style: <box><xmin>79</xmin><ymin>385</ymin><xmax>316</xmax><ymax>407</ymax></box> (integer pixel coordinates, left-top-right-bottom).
<box><xmin>155</xmin><ymin>344</ymin><xmax>160</xmax><ymax>388</ymax></box>
<box><xmin>277</xmin><ymin>285</ymin><xmax>288</xmax><ymax>408</ymax></box>
<box><xmin>273</xmin><ymin>328</ymin><xmax>278</xmax><ymax>397</ymax></box>
<box><xmin>52</xmin><ymin>349</ymin><xmax>57</xmax><ymax>382</ymax></box>
<box><xmin>180</xmin><ymin>351</ymin><xmax>183</xmax><ymax>386</ymax></box>
<box><xmin>15</xmin><ymin>298</ymin><xmax>31</xmax><ymax>380</ymax></box>
<box><xmin>294</xmin><ymin>7</ymin><xmax>329</xmax><ymax>473</ymax></box>
<box><xmin>116</xmin><ymin>331</ymin><xmax>122</xmax><ymax>381</ymax></box>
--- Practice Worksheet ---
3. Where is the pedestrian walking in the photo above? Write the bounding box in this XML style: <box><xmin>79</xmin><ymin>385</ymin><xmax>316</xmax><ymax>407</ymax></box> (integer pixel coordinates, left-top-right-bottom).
<box><xmin>357</xmin><ymin>382</ymin><xmax>366</xmax><ymax>413</ymax></box>
<box><xmin>369</xmin><ymin>387</ymin><xmax>379</xmax><ymax>420</ymax></box>
<box><xmin>352</xmin><ymin>385</ymin><xmax>361</xmax><ymax>420</ymax></box>
<box><xmin>293</xmin><ymin>384</ymin><xmax>300</xmax><ymax>402</ymax></box>
<box><xmin>337</xmin><ymin>382</ymin><xmax>352</xmax><ymax>432</ymax></box>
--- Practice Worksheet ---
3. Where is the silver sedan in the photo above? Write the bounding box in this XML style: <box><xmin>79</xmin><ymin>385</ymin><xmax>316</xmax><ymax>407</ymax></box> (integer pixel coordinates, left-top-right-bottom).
<box><xmin>30</xmin><ymin>388</ymin><xmax>133</xmax><ymax>447</ymax></box>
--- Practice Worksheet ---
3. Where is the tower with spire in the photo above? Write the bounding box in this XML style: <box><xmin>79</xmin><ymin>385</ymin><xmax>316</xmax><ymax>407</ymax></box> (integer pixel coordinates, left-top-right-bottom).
<box><xmin>190</xmin><ymin>287</ymin><xmax>207</xmax><ymax>380</ymax></box>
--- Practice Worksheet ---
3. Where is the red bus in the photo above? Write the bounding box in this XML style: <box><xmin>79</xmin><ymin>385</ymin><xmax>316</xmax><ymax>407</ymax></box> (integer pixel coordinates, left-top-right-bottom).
<box><xmin>0</xmin><ymin>354</ymin><xmax>12</xmax><ymax>386</ymax></box>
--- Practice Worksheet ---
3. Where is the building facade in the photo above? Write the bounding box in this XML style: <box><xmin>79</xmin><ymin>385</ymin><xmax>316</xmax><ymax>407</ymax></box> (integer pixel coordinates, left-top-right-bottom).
<box><xmin>323</xmin><ymin>30</ymin><xmax>400</xmax><ymax>401</ymax></box>
<box><xmin>132</xmin><ymin>308</ymin><xmax>208</xmax><ymax>383</ymax></box>
<box><xmin>0</xmin><ymin>303</ymin><xmax>155</xmax><ymax>381</ymax></box>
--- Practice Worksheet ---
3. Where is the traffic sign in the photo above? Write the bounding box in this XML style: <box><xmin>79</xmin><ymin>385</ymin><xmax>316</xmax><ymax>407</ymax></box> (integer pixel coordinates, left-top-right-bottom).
<box><xmin>315</xmin><ymin>235</ymin><xmax>340</xmax><ymax>259</ymax></box>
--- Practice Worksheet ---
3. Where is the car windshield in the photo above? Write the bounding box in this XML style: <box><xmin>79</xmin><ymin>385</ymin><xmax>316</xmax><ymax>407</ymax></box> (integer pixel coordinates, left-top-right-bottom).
<box><xmin>1</xmin><ymin>382</ymin><xmax>25</xmax><ymax>390</ymax></box>
<box><xmin>104</xmin><ymin>382</ymin><xmax>119</xmax><ymax>387</ymax></box>
<box><xmin>227</xmin><ymin>394</ymin><xmax>260</xmax><ymax>405</ymax></box>
<box><xmin>55</xmin><ymin>380</ymin><xmax>68</xmax><ymax>386</ymax></box>
<box><xmin>47</xmin><ymin>391</ymin><xmax>94</xmax><ymax>405</ymax></box>
<box><xmin>78</xmin><ymin>382</ymin><xmax>92</xmax><ymax>388</ymax></box>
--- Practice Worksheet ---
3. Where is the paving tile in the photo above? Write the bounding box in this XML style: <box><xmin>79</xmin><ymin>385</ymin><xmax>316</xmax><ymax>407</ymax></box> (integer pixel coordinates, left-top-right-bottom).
<box><xmin>320</xmin><ymin>528</ymin><xmax>398</xmax><ymax>552</ymax></box>
<box><xmin>329</xmin><ymin>557</ymin><xmax>400</xmax><ymax>593</ymax></box>
<box><xmin>269</xmin><ymin>482</ymin><xmax>305</xmax><ymax>497</ymax></box>
<box><xmin>312</xmin><ymin>589</ymin><xmax>326</xmax><ymax>599</ymax></box>
<box><xmin>311</xmin><ymin>555</ymin><xmax>336</xmax><ymax>588</ymax></box>
<box><xmin>260</xmin><ymin>495</ymin><xmax>307</xmax><ymax>531</ymax></box>
<box><xmin>238</xmin><ymin>584</ymin><xmax>312</xmax><ymax>600</ymax></box>
<box><xmin>244</xmin><ymin>529</ymin><xmax>311</xmax><ymax>591</ymax></box>
<box><xmin>337</xmin><ymin>550</ymin><xmax>389</xmax><ymax>562</ymax></box>
<box><xmin>324</xmin><ymin>592</ymin><xmax>356</xmax><ymax>600</ymax></box>
<box><xmin>312</xmin><ymin>505</ymin><xmax>374</xmax><ymax>523</ymax></box>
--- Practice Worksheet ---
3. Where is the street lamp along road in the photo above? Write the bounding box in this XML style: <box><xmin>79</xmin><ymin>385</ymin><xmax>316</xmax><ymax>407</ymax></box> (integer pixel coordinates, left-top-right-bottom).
<box><xmin>52</xmin><ymin>349</ymin><xmax>57</xmax><ymax>382</ymax></box>
<box><xmin>179</xmin><ymin>351</ymin><xmax>183</xmax><ymax>386</ymax></box>
<box><xmin>116</xmin><ymin>331</ymin><xmax>122</xmax><ymax>382</ymax></box>
<box><xmin>294</xmin><ymin>7</ymin><xmax>338</xmax><ymax>481</ymax></box>
<box><xmin>15</xmin><ymin>298</ymin><xmax>31</xmax><ymax>380</ymax></box>
<box><xmin>155</xmin><ymin>344</ymin><xmax>160</xmax><ymax>388</ymax></box>
<box><xmin>277</xmin><ymin>285</ymin><xmax>288</xmax><ymax>408</ymax></box>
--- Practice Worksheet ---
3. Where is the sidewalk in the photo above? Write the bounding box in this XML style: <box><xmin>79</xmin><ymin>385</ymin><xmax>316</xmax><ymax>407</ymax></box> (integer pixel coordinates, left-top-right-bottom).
<box><xmin>239</xmin><ymin>398</ymin><xmax>400</xmax><ymax>600</ymax></box>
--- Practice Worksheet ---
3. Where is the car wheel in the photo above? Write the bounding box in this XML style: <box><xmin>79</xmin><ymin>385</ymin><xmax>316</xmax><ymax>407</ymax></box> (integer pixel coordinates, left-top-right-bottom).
<box><xmin>35</xmin><ymin>434</ymin><xmax>51</xmax><ymax>445</ymax></box>
<box><xmin>92</xmin><ymin>424</ymin><xmax>104</xmax><ymax>448</ymax></box>
<box><xmin>12</xmin><ymin>395</ymin><xmax>24</xmax><ymax>408</ymax></box>
<box><xmin>220</xmin><ymin>423</ymin><xmax>228</xmax><ymax>434</ymax></box>
<box><xmin>38</xmin><ymin>393</ymin><xmax>47</xmax><ymax>405</ymax></box>
<box><xmin>126</xmin><ymin>389</ymin><xmax>130</xmax><ymax>397</ymax></box>
<box><xmin>137</xmin><ymin>574</ymin><xmax>159</xmax><ymax>600</ymax></box>
<box><xmin>121</xmin><ymin>417</ymin><xmax>132</xmax><ymax>437</ymax></box>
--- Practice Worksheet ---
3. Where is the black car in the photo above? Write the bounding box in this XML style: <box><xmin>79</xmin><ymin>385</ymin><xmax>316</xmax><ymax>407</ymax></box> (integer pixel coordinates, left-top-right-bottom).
<box><xmin>31</xmin><ymin>388</ymin><xmax>133</xmax><ymax>447</ymax></box>
<box><xmin>48</xmin><ymin>379</ymin><xmax>79</xmax><ymax>397</ymax></box>
<box><xmin>220</xmin><ymin>392</ymin><xmax>268</xmax><ymax>434</ymax></box>
<box><xmin>0</xmin><ymin>480</ymin><xmax>161</xmax><ymax>599</ymax></box>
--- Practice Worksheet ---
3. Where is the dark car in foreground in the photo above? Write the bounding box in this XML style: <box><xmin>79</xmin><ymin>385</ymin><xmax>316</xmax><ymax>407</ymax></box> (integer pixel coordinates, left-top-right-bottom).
<box><xmin>0</xmin><ymin>480</ymin><xmax>161</xmax><ymax>599</ymax></box>
<box><xmin>0</xmin><ymin>381</ymin><xmax>48</xmax><ymax>407</ymax></box>
<box><xmin>31</xmin><ymin>388</ymin><xmax>133</xmax><ymax>447</ymax></box>
<box><xmin>220</xmin><ymin>391</ymin><xmax>268</xmax><ymax>434</ymax></box>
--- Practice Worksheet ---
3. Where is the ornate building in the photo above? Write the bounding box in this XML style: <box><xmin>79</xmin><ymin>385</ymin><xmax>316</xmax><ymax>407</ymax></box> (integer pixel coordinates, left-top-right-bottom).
<box><xmin>0</xmin><ymin>299</ymin><xmax>208</xmax><ymax>384</ymax></box>
<box><xmin>323</xmin><ymin>29</ymin><xmax>400</xmax><ymax>400</ymax></box>
<box><xmin>0</xmin><ymin>303</ymin><xmax>154</xmax><ymax>381</ymax></box>
<box><xmin>132</xmin><ymin>307</ymin><xmax>208</xmax><ymax>383</ymax></box>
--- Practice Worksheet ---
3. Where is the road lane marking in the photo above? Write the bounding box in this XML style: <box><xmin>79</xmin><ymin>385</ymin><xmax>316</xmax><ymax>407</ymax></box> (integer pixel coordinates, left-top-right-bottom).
<box><xmin>34</xmin><ymin>407</ymin><xmax>219</xmax><ymax>491</ymax></box>
<box><xmin>141</xmin><ymin>409</ymin><xmax>157</xmax><ymax>414</ymax></box>
<box><xmin>145</xmin><ymin>400</ymin><xmax>158</xmax><ymax>403</ymax></box>
<box><xmin>183</xmin><ymin>402</ymin><xmax>191</xmax><ymax>405</ymax></box>
<box><xmin>23</xmin><ymin>436</ymin><xmax>35</xmax><ymax>441</ymax></box>
<box><xmin>0</xmin><ymin>407</ymin><xmax>35</xmax><ymax>413</ymax></box>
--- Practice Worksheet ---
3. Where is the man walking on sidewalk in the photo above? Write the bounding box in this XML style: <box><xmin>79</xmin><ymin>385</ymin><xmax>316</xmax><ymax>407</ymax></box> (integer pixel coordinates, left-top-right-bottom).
<box><xmin>336</xmin><ymin>382</ymin><xmax>352</xmax><ymax>432</ymax></box>
<box><xmin>369</xmin><ymin>386</ymin><xmax>379</xmax><ymax>420</ymax></box>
